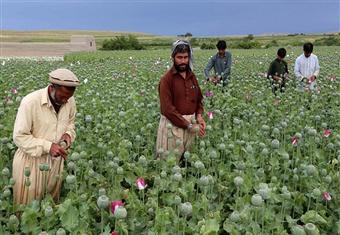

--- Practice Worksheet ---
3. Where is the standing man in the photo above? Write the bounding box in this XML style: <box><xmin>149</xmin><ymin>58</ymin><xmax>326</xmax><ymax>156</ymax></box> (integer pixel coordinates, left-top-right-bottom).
<box><xmin>156</xmin><ymin>40</ymin><xmax>206</xmax><ymax>162</ymax></box>
<box><xmin>267</xmin><ymin>48</ymin><xmax>289</xmax><ymax>95</ymax></box>
<box><xmin>12</xmin><ymin>68</ymin><xmax>80</xmax><ymax>205</ymax></box>
<box><xmin>204</xmin><ymin>40</ymin><xmax>232</xmax><ymax>87</ymax></box>
<box><xmin>294</xmin><ymin>42</ymin><xmax>320</xmax><ymax>91</ymax></box>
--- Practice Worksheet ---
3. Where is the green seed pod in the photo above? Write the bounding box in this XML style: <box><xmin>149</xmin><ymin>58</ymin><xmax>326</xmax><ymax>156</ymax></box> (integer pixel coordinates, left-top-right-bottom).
<box><xmin>9</xmin><ymin>178</ymin><xmax>16</xmax><ymax>186</ymax></box>
<box><xmin>179</xmin><ymin>202</ymin><xmax>192</xmax><ymax>216</ymax></box>
<box><xmin>56</xmin><ymin>228</ymin><xmax>67</xmax><ymax>235</ymax></box>
<box><xmin>271</xmin><ymin>139</ymin><xmax>280</xmax><ymax>149</ymax></box>
<box><xmin>66</xmin><ymin>174</ymin><xmax>76</xmax><ymax>184</ymax></box>
<box><xmin>8</xmin><ymin>214</ymin><xmax>19</xmax><ymax>225</ymax></box>
<box><xmin>229</xmin><ymin>211</ymin><xmax>240</xmax><ymax>222</ymax></box>
<box><xmin>114</xmin><ymin>206</ymin><xmax>127</xmax><ymax>219</ymax></box>
<box><xmin>304</xmin><ymin>223</ymin><xmax>320</xmax><ymax>235</ymax></box>
<box><xmin>172</xmin><ymin>165</ymin><xmax>181</xmax><ymax>174</ymax></box>
<box><xmin>43</xmin><ymin>164</ymin><xmax>50</xmax><ymax>171</ymax></box>
<box><xmin>199</xmin><ymin>176</ymin><xmax>210</xmax><ymax>187</ymax></box>
<box><xmin>251</xmin><ymin>194</ymin><xmax>263</xmax><ymax>207</ymax></box>
<box><xmin>2</xmin><ymin>167</ymin><xmax>10</xmax><ymax>177</ymax></box>
<box><xmin>39</xmin><ymin>163</ymin><xmax>45</xmax><ymax>171</ymax></box>
<box><xmin>324</xmin><ymin>175</ymin><xmax>332</xmax><ymax>184</ymax></box>
<box><xmin>306</xmin><ymin>164</ymin><xmax>317</xmax><ymax>176</ymax></box>
<box><xmin>3</xmin><ymin>189</ymin><xmax>11</xmax><ymax>198</ymax></box>
<box><xmin>174</xmin><ymin>195</ymin><xmax>182</xmax><ymax>205</ymax></box>
<box><xmin>160</xmin><ymin>170</ymin><xmax>167</xmax><ymax>178</ymax></box>
<box><xmin>172</xmin><ymin>172</ymin><xmax>182</xmax><ymax>182</ymax></box>
<box><xmin>209</xmin><ymin>150</ymin><xmax>217</xmax><ymax>159</ymax></box>
<box><xmin>312</xmin><ymin>188</ymin><xmax>321</xmax><ymax>198</ymax></box>
<box><xmin>138</xmin><ymin>155</ymin><xmax>147</xmax><ymax>166</ymax></box>
<box><xmin>97</xmin><ymin>195</ymin><xmax>109</xmax><ymax>209</ymax></box>
<box><xmin>44</xmin><ymin>206</ymin><xmax>53</xmax><ymax>217</ymax></box>
<box><xmin>24</xmin><ymin>167</ymin><xmax>31</xmax><ymax>177</ymax></box>
<box><xmin>233</xmin><ymin>176</ymin><xmax>244</xmax><ymax>187</ymax></box>
<box><xmin>116</xmin><ymin>167</ymin><xmax>124</xmax><ymax>175</ymax></box>
<box><xmin>67</xmin><ymin>161</ymin><xmax>76</xmax><ymax>170</ymax></box>
<box><xmin>261</xmin><ymin>148</ymin><xmax>269</xmax><ymax>156</ymax></box>
<box><xmin>183</xmin><ymin>151</ymin><xmax>190</xmax><ymax>159</ymax></box>
<box><xmin>194</xmin><ymin>160</ymin><xmax>204</xmax><ymax>170</ymax></box>
<box><xmin>291</xmin><ymin>225</ymin><xmax>307</xmax><ymax>235</ymax></box>
<box><xmin>98</xmin><ymin>188</ymin><xmax>106</xmax><ymax>196</ymax></box>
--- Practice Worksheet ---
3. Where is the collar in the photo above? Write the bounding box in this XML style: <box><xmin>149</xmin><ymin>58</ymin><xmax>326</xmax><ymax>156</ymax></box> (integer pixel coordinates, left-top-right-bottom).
<box><xmin>216</xmin><ymin>52</ymin><xmax>227</xmax><ymax>58</ymax></box>
<box><xmin>41</xmin><ymin>86</ymin><xmax>53</xmax><ymax>107</ymax></box>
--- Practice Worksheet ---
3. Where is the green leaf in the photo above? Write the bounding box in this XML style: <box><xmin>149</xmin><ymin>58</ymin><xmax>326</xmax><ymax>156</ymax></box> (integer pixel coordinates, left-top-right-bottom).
<box><xmin>301</xmin><ymin>210</ymin><xmax>327</xmax><ymax>226</ymax></box>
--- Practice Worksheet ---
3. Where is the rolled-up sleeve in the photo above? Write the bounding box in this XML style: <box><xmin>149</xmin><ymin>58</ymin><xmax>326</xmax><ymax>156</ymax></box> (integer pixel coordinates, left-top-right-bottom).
<box><xmin>13</xmin><ymin>99</ymin><xmax>52</xmax><ymax>157</ymax></box>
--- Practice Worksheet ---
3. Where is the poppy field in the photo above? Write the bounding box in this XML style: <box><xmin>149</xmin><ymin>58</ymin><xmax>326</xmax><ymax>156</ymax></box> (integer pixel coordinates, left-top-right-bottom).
<box><xmin>0</xmin><ymin>47</ymin><xmax>339</xmax><ymax>234</ymax></box>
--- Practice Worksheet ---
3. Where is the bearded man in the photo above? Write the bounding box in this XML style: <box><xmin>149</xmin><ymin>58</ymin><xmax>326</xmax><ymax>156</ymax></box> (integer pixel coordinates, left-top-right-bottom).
<box><xmin>156</xmin><ymin>40</ymin><xmax>206</xmax><ymax>163</ymax></box>
<box><xmin>12</xmin><ymin>68</ymin><xmax>79</xmax><ymax>205</ymax></box>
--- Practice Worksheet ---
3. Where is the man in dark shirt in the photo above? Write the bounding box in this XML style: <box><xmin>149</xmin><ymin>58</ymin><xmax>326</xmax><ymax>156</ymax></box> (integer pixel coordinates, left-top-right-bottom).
<box><xmin>204</xmin><ymin>40</ymin><xmax>232</xmax><ymax>87</ymax></box>
<box><xmin>156</xmin><ymin>40</ymin><xmax>206</xmax><ymax>161</ymax></box>
<box><xmin>267</xmin><ymin>48</ymin><xmax>289</xmax><ymax>95</ymax></box>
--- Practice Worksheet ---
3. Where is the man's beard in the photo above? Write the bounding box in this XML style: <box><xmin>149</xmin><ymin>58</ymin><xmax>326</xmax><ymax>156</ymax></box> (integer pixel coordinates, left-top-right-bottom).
<box><xmin>50</xmin><ymin>89</ymin><xmax>63</xmax><ymax>106</ymax></box>
<box><xmin>174</xmin><ymin>63</ymin><xmax>189</xmax><ymax>72</ymax></box>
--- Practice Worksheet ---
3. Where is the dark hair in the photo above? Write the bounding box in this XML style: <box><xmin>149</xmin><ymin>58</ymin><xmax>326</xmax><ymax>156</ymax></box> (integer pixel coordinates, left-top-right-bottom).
<box><xmin>277</xmin><ymin>48</ymin><xmax>286</xmax><ymax>58</ymax></box>
<box><xmin>172</xmin><ymin>42</ymin><xmax>191</xmax><ymax>58</ymax></box>
<box><xmin>216</xmin><ymin>40</ymin><xmax>227</xmax><ymax>50</ymax></box>
<box><xmin>303</xmin><ymin>42</ymin><xmax>313</xmax><ymax>53</ymax></box>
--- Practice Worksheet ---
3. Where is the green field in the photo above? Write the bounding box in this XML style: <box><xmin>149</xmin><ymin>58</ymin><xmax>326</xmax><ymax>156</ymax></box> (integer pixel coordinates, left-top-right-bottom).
<box><xmin>0</xmin><ymin>46</ymin><xmax>339</xmax><ymax>234</ymax></box>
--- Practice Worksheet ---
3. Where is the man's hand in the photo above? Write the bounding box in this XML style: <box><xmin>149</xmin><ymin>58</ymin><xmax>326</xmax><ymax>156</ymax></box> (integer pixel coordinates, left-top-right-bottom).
<box><xmin>196</xmin><ymin>115</ymin><xmax>206</xmax><ymax>137</ymax></box>
<box><xmin>60</xmin><ymin>133</ymin><xmax>71</xmax><ymax>149</ymax></box>
<box><xmin>50</xmin><ymin>143</ymin><xmax>67</xmax><ymax>160</ymax></box>
<box><xmin>308</xmin><ymin>75</ymin><xmax>316</xmax><ymax>83</ymax></box>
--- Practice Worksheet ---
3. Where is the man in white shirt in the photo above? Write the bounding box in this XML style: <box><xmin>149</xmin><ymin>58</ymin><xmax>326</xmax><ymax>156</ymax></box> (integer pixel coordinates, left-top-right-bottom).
<box><xmin>294</xmin><ymin>42</ymin><xmax>320</xmax><ymax>91</ymax></box>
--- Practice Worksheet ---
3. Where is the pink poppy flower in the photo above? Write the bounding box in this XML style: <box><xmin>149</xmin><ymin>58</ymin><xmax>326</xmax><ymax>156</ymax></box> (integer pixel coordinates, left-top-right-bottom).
<box><xmin>323</xmin><ymin>129</ymin><xmax>331</xmax><ymax>138</ymax></box>
<box><xmin>110</xmin><ymin>200</ymin><xmax>124</xmax><ymax>214</ymax></box>
<box><xmin>111</xmin><ymin>231</ymin><xmax>118</xmax><ymax>235</ymax></box>
<box><xmin>11</xmin><ymin>88</ymin><xmax>18</xmax><ymax>94</ymax></box>
<box><xmin>205</xmin><ymin>90</ymin><xmax>214</xmax><ymax>97</ymax></box>
<box><xmin>291</xmin><ymin>136</ymin><xmax>299</xmax><ymax>146</ymax></box>
<box><xmin>136</xmin><ymin>177</ymin><xmax>147</xmax><ymax>190</ymax></box>
<box><xmin>207</xmin><ymin>111</ymin><xmax>214</xmax><ymax>120</ymax></box>
<box><xmin>322</xmin><ymin>192</ymin><xmax>331</xmax><ymax>201</ymax></box>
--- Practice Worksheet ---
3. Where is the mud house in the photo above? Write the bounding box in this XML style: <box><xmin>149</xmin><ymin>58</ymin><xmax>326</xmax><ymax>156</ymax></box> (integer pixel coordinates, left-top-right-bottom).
<box><xmin>70</xmin><ymin>35</ymin><xmax>96</xmax><ymax>52</ymax></box>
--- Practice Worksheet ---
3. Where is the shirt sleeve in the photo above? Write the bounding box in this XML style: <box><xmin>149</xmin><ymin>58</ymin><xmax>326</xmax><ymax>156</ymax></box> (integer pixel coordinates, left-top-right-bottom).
<box><xmin>267</xmin><ymin>61</ymin><xmax>275</xmax><ymax>79</ymax></box>
<box><xmin>195</xmin><ymin>82</ymin><xmax>204</xmax><ymax>115</ymax></box>
<box><xmin>159</xmin><ymin>77</ymin><xmax>190</xmax><ymax>129</ymax></box>
<box><xmin>204</xmin><ymin>56</ymin><xmax>215</xmax><ymax>79</ymax></box>
<box><xmin>313</xmin><ymin>57</ymin><xmax>320</xmax><ymax>77</ymax></box>
<box><xmin>65</xmin><ymin>98</ymin><xmax>77</xmax><ymax>142</ymax></box>
<box><xmin>222</xmin><ymin>53</ymin><xmax>232</xmax><ymax>79</ymax></box>
<box><xmin>294</xmin><ymin>58</ymin><xmax>303</xmax><ymax>79</ymax></box>
<box><xmin>13</xmin><ymin>99</ymin><xmax>52</xmax><ymax>157</ymax></box>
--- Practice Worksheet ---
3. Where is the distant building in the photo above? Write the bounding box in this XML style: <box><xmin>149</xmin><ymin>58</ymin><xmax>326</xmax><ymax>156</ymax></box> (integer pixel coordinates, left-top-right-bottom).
<box><xmin>70</xmin><ymin>35</ymin><xmax>96</xmax><ymax>52</ymax></box>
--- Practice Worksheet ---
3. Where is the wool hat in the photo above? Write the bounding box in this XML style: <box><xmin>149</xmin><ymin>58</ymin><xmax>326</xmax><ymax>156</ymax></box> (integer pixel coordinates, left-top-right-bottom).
<box><xmin>49</xmin><ymin>68</ymin><xmax>80</xmax><ymax>87</ymax></box>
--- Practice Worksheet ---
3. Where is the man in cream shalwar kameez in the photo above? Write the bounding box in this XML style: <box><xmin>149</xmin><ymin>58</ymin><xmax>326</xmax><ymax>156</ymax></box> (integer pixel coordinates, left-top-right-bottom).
<box><xmin>12</xmin><ymin>68</ymin><xmax>80</xmax><ymax>205</ymax></box>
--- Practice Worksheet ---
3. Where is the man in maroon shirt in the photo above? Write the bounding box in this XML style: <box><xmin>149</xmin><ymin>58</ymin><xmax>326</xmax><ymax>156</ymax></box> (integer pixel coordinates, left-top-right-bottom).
<box><xmin>156</xmin><ymin>40</ymin><xmax>206</xmax><ymax>162</ymax></box>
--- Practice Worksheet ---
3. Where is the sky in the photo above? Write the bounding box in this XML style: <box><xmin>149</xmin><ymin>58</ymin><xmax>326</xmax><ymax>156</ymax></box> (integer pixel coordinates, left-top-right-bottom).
<box><xmin>1</xmin><ymin>0</ymin><xmax>339</xmax><ymax>36</ymax></box>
